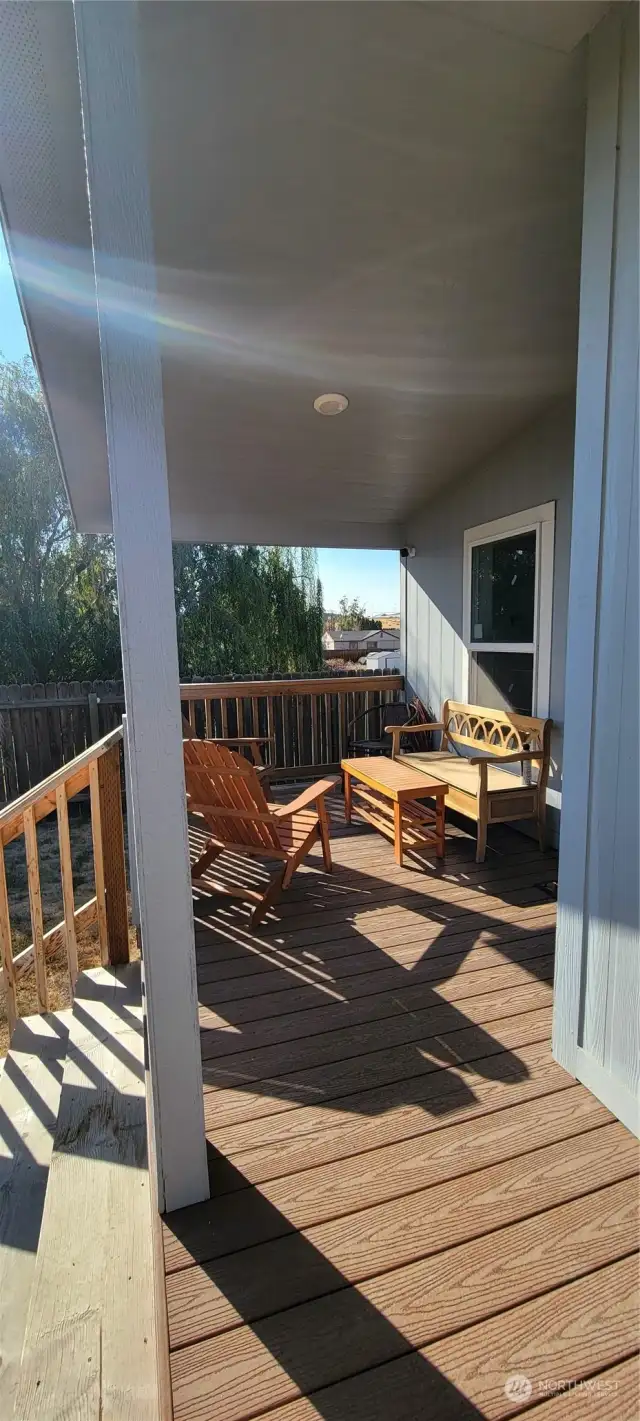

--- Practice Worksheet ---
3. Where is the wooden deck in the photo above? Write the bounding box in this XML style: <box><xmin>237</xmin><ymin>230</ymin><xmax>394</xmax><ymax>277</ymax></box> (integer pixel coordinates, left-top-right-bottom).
<box><xmin>163</xmin><ymin>800</ymin><xmax>639</xmax><ymax>1421</ymax></box>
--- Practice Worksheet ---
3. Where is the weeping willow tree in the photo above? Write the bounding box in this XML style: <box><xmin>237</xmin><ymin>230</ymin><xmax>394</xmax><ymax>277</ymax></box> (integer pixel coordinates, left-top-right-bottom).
<box><xmin>1</xmin><ymin>357</ymin><xmax>323</xmax><ymax>682</ymax></box>
<box><xmin>173</xmin><ymin>543</ymin><xmax>324</xmax><ymax>679</ymax></box>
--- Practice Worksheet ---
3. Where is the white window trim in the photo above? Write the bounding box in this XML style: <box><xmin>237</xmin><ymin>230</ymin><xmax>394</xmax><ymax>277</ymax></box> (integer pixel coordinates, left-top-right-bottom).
<box><xmin>462</xmin><ymin>502</ymin><xmax>555</xmax><ymax>718</ymax></box>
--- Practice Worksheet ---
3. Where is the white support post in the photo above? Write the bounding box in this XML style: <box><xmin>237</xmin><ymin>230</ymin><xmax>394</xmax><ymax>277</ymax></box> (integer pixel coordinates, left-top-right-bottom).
<box><xmin>552</xmin><ymin>9</ymin><xmax>622</xmax><ymax>1078</ymax></box>
<box><xmin>74</xmin><ymin>0</ymin><xmax>209</xmax><ymax>1211</ymax></box>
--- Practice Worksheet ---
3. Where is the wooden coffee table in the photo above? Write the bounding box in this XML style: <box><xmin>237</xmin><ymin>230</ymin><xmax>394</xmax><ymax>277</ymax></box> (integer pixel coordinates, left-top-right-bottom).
<box><xmin>341</xmin><ymin>756</ymin><xmax>448</xmax><ymax>866</ymax></box>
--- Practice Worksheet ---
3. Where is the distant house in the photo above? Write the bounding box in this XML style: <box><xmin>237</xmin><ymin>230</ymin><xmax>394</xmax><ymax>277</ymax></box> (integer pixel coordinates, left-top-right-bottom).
<box><xmin>322</xmin><ymin>628</ymin><xmax>400</xmax><ymax>658</ymax></box>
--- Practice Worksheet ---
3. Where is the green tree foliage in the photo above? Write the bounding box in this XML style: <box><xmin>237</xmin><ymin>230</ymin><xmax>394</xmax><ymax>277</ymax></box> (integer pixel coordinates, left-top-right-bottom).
<box><xmin>0</xmin><ymin>358</ymin><xmax>323</xmax><ymax>682</ymax></box>
<box><xmin>0</xmin><ymin>359</ymin><xmax>121</xmax><ymax>681</ymax></box>
<box><xmin>173</xmin><ymin>543</ymin><xmax>323</xmax><ymax>678</ymax></box>
<box><xmin>334</xmin><ymin>596</ymin><xmax>381</xmax><ymax>632</ymax></box>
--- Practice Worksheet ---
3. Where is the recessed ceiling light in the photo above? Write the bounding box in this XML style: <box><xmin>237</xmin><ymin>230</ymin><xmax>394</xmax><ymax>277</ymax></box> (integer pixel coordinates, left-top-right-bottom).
<box><xmin>313</xmin><ymin>393</ymin><xmax>349</xmax><ymax>416</ymax></box>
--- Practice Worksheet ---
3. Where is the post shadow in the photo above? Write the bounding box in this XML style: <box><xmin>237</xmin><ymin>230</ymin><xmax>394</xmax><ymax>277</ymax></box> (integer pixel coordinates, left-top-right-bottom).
<box><xmin>165</xmin><ymin>1154</ymin><xmax>486</xmax><ymax>1421</ymax></box>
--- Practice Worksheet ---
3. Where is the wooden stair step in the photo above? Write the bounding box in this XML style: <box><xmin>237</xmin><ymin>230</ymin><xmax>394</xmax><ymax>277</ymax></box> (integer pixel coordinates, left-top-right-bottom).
<box><xmin>14</xmin><ymin>966</ymin><xmax>159</xmax><ymax>1421</ymax></box>
<box><xmin>0</xmin><ymin>1010</ymin><xmax>70</xmax><ymax>1417</ymax></box>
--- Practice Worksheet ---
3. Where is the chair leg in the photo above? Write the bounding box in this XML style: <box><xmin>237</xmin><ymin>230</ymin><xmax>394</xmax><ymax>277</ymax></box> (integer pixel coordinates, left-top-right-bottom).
<box><xmin>476</xmin><ymin>816</ymin><xmax>487</xmax><ymax>863</ymax></box>
<box><xmin>537</xmin><ymin>801</ymin><xmax>547</xmax><ymax>852</ymax></box>
<box><xmin>250</xmin><ymin>867</ymin><xmax>286</xmax><ymax>930</ymax></box>
<box><xmin>190</xmin><ymin>840</ymin><xmax>223</xmax><ymax>880</ymax></box>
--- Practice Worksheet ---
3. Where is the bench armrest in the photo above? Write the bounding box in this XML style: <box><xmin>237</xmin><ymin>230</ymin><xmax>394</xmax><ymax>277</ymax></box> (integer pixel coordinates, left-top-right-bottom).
<box><xmin>385</xmin><ymin>721</ymin><xmax>446</xmax><ymax>757</ymax></box>
<box><xmin>272</xmin><ymin>776</ymin><xmax>340</xmax><ymax>818</ymax></box>
<box><xmin>469</xmin><ymin>749</ymin><xmax>540</xmax><ymax>766</ymax></box>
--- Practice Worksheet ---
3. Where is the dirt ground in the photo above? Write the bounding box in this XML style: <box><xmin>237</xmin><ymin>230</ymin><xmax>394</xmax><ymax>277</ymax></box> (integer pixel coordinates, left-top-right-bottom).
<box><xmin>1</xmin><ymin>808</ymin><xmax>138</xmax><ymax>1055</ymax></box>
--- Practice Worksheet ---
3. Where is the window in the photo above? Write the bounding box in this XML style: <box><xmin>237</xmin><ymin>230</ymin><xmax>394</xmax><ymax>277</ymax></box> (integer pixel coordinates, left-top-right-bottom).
<box><xmin>463</xmin><ymin>504</ymin><xmax>555</xmax><ymax>717</ymax></box>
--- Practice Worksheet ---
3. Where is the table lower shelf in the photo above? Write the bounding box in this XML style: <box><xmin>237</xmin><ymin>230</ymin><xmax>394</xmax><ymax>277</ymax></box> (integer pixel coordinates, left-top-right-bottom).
<box><xmin>350</xmin><ymin>782</ymin><xmax>446</xmax><ymax>861</ymax></box>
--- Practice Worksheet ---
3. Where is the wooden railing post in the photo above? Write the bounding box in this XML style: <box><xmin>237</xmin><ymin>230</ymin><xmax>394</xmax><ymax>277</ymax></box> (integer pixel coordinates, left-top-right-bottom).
<box><xmin>56</xmin><ymin>782</ymin><xmax>79</xmax><ymax>992</ymax></box>
<box><xmin>0</xmin><ymin>845</ymin><xmax>17</xmax><ymax>1034</ymax></box>
<box><xmin>96</xmin><ymin>744</ymin><xmax>129</xmax><ymax>966</ymax></box>
<box><xmin>23</xmin><ymin>805</ymin><xmax>48</xmax><ymax>1012</ymax></box>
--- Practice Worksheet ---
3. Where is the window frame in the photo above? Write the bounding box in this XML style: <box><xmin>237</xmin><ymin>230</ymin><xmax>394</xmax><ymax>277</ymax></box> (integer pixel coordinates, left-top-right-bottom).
<box><xmin>462</xmin><ymin>502</ymin><xmax>555</xmax><ymax>717</ymax></box>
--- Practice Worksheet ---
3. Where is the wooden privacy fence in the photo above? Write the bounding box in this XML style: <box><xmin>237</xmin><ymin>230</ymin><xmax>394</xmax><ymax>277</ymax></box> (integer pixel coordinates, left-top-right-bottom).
<box><xmin>0</xmin><ymin>727</ymin><xmax>129</xmax><ymax>1035</ymax></box>
<box><xmin>180</xmin><ymin>674</ymin><xmax>405</xmax><ymax>778</ymax></box>
<box><xmin>0</xmin><ymin>680</ymin><xmax>125</xmax><ymax>802</ymax></box>
<box><xmin>1</xmin><ymin>672</ymin><xmax>405</xmax><ymax>799</ymax></box>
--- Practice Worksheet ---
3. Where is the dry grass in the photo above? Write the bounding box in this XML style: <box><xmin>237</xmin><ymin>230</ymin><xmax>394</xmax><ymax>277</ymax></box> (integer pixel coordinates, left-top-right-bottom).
<box><xmin>0</xmin><ymin>809</ymin><xmax>139</xmax><ymax>1057</ymax></box>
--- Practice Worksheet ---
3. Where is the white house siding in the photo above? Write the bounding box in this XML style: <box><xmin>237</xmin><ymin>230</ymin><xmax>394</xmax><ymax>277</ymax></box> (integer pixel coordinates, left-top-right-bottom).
<box><xmin>400</xmin><ymin>396</ymin><xmax>575</xmax><ymax>841</ymax></box>
<box><xmin>554</xmin><ymin>4</ymin><xmax>639</xmax><ymax>1136</ymax></box>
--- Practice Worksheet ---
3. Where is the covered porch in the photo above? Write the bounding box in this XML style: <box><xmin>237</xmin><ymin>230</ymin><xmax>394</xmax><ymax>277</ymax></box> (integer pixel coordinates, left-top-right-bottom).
<box><xmin>0</xmin><ymin>0</ymin><xmax>637</xmax><ymax>1416</ymax></box>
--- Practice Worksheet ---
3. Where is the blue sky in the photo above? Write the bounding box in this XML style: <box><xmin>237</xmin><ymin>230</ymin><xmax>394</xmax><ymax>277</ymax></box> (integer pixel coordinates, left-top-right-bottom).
<box><xmin>1</xmin><ymin>230</ymin><xmax>398</xmax><ymax>612</ymax></box>
<box><xmin>317</xmin><ymin>548</ymin><xmax>399</xmax><ymax>615</ymax></box>
<box><xmin>0</xmin><ymin>231</ymin><xmax>30</xmax><ymax>362</ymax></box>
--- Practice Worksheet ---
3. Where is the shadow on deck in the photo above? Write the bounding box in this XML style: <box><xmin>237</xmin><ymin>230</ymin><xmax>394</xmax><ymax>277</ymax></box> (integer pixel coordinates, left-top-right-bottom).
<box><xmin>163</xmin><ymin>800</ymin><xmax>639</xmax><ymax>1421</ymax></box>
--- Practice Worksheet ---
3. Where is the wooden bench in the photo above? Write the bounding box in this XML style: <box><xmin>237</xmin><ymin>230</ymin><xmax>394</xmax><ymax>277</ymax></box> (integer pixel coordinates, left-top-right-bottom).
<box><xmin>387</xmin><ymin>700</ymin><xmax>552</xmax><ymax>862</ymax></box>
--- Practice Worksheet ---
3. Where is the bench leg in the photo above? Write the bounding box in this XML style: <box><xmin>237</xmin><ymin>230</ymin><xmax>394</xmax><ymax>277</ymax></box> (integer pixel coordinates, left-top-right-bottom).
<box><xmin>476</xmin><ymin>816</ymin><xmax>487</xmax><ymax>863</ymax></box>
<box><xmin>436</xmin><ymin>795</ymin><xmax>446</xmax><ymax>859</ymax></box>
<box><xmin>537</xmin><ymin>801</ymin><xmax>547</xmax><ymax>852</ymax></box>
<box><xmin>343</xmin><ymin>770</ymin><xmax>352</xmax><ymax>825</ymax></box>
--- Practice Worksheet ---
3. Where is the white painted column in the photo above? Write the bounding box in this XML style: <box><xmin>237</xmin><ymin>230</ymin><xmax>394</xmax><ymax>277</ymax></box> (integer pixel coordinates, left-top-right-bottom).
<box><xmin>74</xmin><ymin>0</ymin><xmax>209</xmax><ymax>1209</ymax></box>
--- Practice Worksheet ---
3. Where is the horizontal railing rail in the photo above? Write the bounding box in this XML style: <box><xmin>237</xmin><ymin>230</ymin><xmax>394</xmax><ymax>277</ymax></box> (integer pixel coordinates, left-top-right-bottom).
<box><xmin>180</xmin><ymin>674</ymin><xmax>405</xmax><ymax>777</ymax></box>
<box><xmin>0</xmin><ymin>726</ymin><xmax>129</xmax><ymax>1035</ymax></box>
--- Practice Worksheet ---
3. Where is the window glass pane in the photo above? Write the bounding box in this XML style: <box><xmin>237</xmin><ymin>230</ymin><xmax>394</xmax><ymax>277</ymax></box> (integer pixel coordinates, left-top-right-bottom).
<box><xmin>471</xmin><ymin>531</ymin><xmax>536</xmax><ymax>643</ymax></box>
<box><xmin>472</xmin><ymin>651</ymin><xmax>534</xmax><ymax>716</ymax></box>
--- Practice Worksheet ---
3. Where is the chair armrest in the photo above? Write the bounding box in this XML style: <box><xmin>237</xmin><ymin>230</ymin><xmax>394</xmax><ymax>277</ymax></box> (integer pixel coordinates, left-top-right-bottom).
<box><xmin>469</xmin><ymin>750</ymin><xmax>540</xmax><ymax>766</ymax></box>
<box><xmin>272</xmin><ymin>776</ymin><xmax>340</xmax><ymax>817</ymax></box>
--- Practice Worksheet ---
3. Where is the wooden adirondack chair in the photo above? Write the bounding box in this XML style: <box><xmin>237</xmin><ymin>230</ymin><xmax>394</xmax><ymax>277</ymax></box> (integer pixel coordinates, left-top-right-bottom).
<box><xmin>183</xmin><ymin>739</ymin><xmax>337</xmax><ymax>927</ymax></box>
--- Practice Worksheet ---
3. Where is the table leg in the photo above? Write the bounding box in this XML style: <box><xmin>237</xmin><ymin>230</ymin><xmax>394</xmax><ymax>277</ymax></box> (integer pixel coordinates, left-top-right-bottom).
<box><xmin>436</xmin><ymin>793</ymin><xmax>446</xmax><ymax>859</ymax></box>
<box><xmin>393</xmin><ymin>800</ymin><xmax>403</xmax><ymax>866</ymax></box>
<box><xmin>343</xmin><ymin>770</ymin><xmax>352</xmax><ymax>825</ymax></box>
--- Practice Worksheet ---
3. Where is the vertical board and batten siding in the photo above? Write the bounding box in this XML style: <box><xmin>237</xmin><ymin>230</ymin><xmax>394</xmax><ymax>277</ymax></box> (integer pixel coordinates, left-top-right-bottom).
<box><xmin>400</xmin><ymin>398</ymin><xmax>576</xmax><ymax>841</ymax></box>
<box><xmin>554</xmin><ymin>4</ymin><xmax>639</xmax><ymax>1136</ymax></box>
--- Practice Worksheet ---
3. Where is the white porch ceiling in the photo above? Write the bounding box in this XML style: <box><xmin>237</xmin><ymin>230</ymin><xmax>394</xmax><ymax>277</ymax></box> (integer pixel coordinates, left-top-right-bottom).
<box><xmin>0</xmin><ymin>2</ymin><xmax>608</xmax><ymax>547</ymax></box>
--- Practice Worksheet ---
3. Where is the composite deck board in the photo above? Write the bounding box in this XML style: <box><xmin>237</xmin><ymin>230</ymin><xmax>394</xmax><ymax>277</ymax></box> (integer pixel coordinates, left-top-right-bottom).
<box><xmin>197</xmin><ymin>935</ymin><xmax>555</xmax><ymax>1016</ymax></box>
<box><xmin>196</xmin><ymin>895</ymin><xmax>557</xmax><ymax>962</ymax></box>
<box><xmin>166</xmin><ymin>1130</ymin><xmax>636</xmax><ymax>1347</ymax></box>
<box><xmin>200</xmin><ymin>1005</ymin><xmax>555</xmax><ymax>1131</ymax></box>
<box><xmin>165</xmin><ymin>816</ymin><xmax>639</xmax><ymax>1421</ymax></box>
<box><xmin>164</xmin><ymin>1086</ymin><xmax>614</xmax><ymax>1274</ymax></box>
<box><xmin>199</xmin><ymin>958</ymin><xmax>555</xmax><ymax>1069</ymax></box>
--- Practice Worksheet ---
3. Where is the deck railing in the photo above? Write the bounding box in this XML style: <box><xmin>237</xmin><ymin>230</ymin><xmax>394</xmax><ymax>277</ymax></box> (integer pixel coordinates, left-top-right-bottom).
<box><xmin>1</xmin><ymin>673</ymin><xmax>404</xmax><ymax>800</ymax></box>
<box><xmin>0</xmin><ymin>727</ymin><xmax>129</xmax><ymax>1035</ymax></box>
<box><xmin>180</xmin><ymin>673</ymin><xmax>405</xmax><ymax>777</ymax></box>
<box><xmin>0</xmin><ymin>673</ymin><xmax>404</xmax><ymax>1031</ymax></box>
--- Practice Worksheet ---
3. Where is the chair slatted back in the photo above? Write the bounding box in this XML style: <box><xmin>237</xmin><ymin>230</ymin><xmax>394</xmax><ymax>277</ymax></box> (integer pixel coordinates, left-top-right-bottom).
<box><xmin>183</xmin><ymin>739</ymin><xmax>282</xmax><ymax>853</ymax></box>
